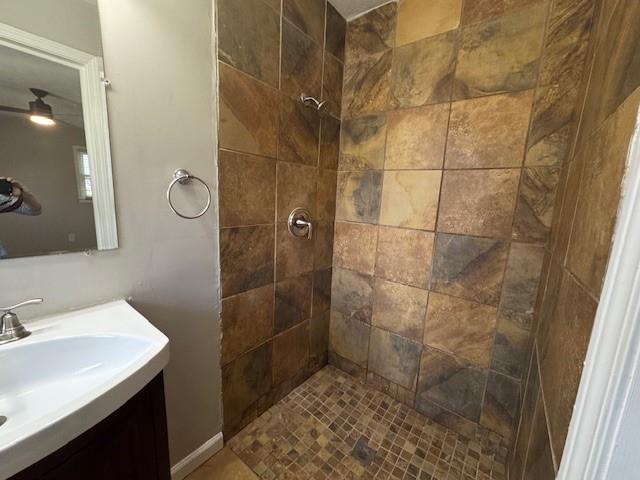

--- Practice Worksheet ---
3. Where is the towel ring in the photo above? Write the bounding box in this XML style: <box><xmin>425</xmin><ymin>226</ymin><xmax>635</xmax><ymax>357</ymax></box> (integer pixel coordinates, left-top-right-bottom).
<box><xmin>166</xmin><ymin>169</ymin><xmax>211</xmax><ymax>219</ymax></box>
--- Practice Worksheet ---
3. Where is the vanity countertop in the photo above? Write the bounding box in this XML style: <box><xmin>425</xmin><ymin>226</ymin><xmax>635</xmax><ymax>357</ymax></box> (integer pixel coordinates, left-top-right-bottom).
<box><xmin>0</xmin><ymin>300</ymin><xmax>169</xmax><ymax>479</ymax></box>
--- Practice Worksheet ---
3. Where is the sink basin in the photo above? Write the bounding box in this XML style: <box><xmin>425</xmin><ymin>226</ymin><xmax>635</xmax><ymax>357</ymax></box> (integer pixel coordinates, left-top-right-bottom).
<box><xmin>0</xmin><ymin>300</ymin><xmax>169</xmax><ymax>479</ymax></box>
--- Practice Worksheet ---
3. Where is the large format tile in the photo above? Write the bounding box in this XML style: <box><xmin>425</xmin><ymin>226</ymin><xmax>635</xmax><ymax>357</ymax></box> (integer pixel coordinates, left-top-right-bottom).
<box><xmin>454</xmin><ymin>3</ymin><xmax>546</xmax><ymax>99</ymax></box>
<box><xmin>219</xmin><ymin>63</ymin><xmax>278</xmax><ymax>159</ymax></box>
<box><xmin>278</xmin><ymin>95</ymin><xmax>321</xmax><ymax>166</ymax></box>
<box><xmin>335</xmin><ymin>171</ymin><xmax>383</xmax><ymax>223</ymax></box>
<box><xmin>325</xmin><ymin>2</ymin><xmax>346</xmax><ymax>62</ymax></box>
<box><xmin>273</xmin><ymin>321</ymin><xmax>310</xmax><ymax>385</ymax></box>
<box><xmin>221</xmin><ymin>284</ymin><xmax>274</xmax><ymax>366</ymax></box>
<box><xmin>343</xmin><ymin>50</ymin><xmax>393</xmax><ymax>117</ymax></box>
<box><xmin>333</xmin><ymin>222</ymin><xmax>378</xmax><ymax>274</ymax></box>
<box><xmin>309</xmin><ymin>311</ymin><xmax>330</xmax><ymax>372</ymax></box>
<box><xmin>512</xmin><ymin>167</ymin><xmax>560</xmax><ymax>243</ymax></box>
<box><xmin>275</xmin><ymin>274</ymin><xmax>312</xmax><ymax>334</ymax></box>
<box><xmin>396</xmin><ymin>0</ymin><xmax>462</xmax><ymax>46</ymax></box>
<box><xmin>492</xmin><ymin>312</ymin><xmax>530</xmax><ymax>379</ymax></box>
<box><xmin>222</xmin><ymin>342</ymin><xmax>272</xmax><ymax>438</ymax></box>
<box><xmin>345</xmin><ymin>2</ymin><xmax>396</xmax><ymax>59</ymax></box>
<box><xmin>523</xmin><ymin>393</ymin><xmax>556</xmax><ymax>480</ymax></box>
<box><xmin>317</xmin><ymin>169</ymin><xmax>337</xmax><ymax>221</ymax></box>
<box><xmin>438</xmin><ymin>169</ymin><xmax>520</xmax><ymax>238</ymax></box>
<box><xmin>312</xmin><ymin>268</ymin><xmax>332</xmax><ymax>317</ymax></box>
<box><xmin>369</xmin><ymin>327</ymin><xmax>423</xmax><ymax>390</ymax></box>
<box><xmin>283</xmin><ymin>0</ymin><xmax>325</xmax><ymax>45</ymax></box>
<box><xmin>385</xmin><ymin>103</ymin><xmax>449</xmax><ymax>170</ymax></box>
<box><xmin>431</xmin><ymin>233</ymin><xmax>509</xmax><ymax>306</ymax></box>
<box><xmin>314</xmin><ymin>221</ymin><xmax>334</xmax><ymax>269</ymax></box>
<box><xmin>275</xmin><ymin>223</ymin><xmax>314</xmax><ymax>280</ymax></box>
<box><xmin>445</xmin><ymin>91</ymin><xmax>533</xmax><ymax>169</ymax></box>
<box><xmin>319</xmin><ymin>115</ymin><xmax>341</xmax><ymax>170</ymax></box>
<box><xmin>220</xmin><ymin>225</ymin><xmax>275</xmax><ymax>297</ymax></box>
<box><xmin>499</xmin><ymin>243</ymin><xmax>545</xmax><ymax>325</ymax></box>
<box><xmin>391</xmin><ymin>30</ymin><xmax>457</xmax><ymax>108</ymax></box>
<box><xmin>339</xmin><ymin>114</ymin><xmax>387</xmax><ymax>170</ymax></box>
<box><xmin>323</xmin><ymin>53</ymin><xmax>344</xmax><ymax>118</ymax></box>
<box><xmin>329</xmin><ymin>314</ymin><xmax>371</xmax><ymax>367</ymax></box>
<box><xmin>416</xmin><ymin>348</ymin><xmax>487</xmax><ymax>422</ymax></box>
<box><xmin>217</xmin><ymin>0</ymin><xmax>280</xmax><ymax>87</ymax></box>
<box><xmin>276</xmin><ymin>161</ymin><xmax>317</xmax><ymax>221</ymax></box>
<box><xmin>480</xmin><ymin>372</ymin><xmax>520</xmax><ymax>440</ymax></box>
<box><xmin>219</xmin><ymin>150</ymin><xmax>276</xmax><ymax>227</ymax></box>
<box><xmin>372</xmin><ymin>278</ymin><xmax>429</xmax><ymax>342</ymax></box>
<box><xmin>423</xmin><ymin>293</ymin><xmax>497</xmax><ymax>368</ymax></box>
<box><xmin>461</xmin><ymin>0</ymin><xmax>538</xmax><ymax>25</ymax></box>
<box><xmin>331</xmin><ymin>267</ymin><xmax>375</xmax><ymax>325</ymax></box>
<box><xmin>375</xmin><ymin>227</ymin><xmax>434</xmax><ymax>289</ymax></box>
<box><xmin>379</xmin><ymin>170</ymin><xmax>442</xmax><ymax>230</ymax></box>
<box><xmin>567</xmin><ymin>89</ymin><xmax>640</xmax><ymax>297</ymax></box>
<box><xmin>281</xmin><ymin>20</ymin><xmax>323</xmax><ymax>99</ymax></box>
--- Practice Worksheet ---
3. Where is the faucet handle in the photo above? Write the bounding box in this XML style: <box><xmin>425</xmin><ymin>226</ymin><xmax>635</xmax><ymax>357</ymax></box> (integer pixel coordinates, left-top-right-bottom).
<box><xmin>1</xmin><ymin>298</ymin><xmax>43</xmax><ymax>312</ymax></box>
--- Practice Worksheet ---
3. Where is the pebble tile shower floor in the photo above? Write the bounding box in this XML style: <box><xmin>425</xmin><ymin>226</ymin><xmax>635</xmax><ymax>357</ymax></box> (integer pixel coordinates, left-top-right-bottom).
<box><xmin>227</xmin><ymin>367</ymin><xmax>507</xmax><ymax>479</ymax></box>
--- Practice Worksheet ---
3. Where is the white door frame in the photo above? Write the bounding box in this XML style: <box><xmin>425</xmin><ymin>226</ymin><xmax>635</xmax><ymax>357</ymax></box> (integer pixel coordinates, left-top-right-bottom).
<box><xmin>557</xmin><ymin>106</ymin><xmax>640</xmax><ymax>478</ymax></box>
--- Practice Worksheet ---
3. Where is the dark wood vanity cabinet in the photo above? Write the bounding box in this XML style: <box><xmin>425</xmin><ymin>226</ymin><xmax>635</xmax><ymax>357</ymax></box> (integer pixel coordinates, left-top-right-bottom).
<box><xmin>11</xmin><ymin>375</ymin><xmax>171</xmax><ymax>480</ymax></box>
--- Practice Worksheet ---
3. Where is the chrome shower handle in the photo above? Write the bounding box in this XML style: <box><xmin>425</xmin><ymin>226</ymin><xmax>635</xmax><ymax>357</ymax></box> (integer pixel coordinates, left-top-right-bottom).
<box><xmin>295</xmin><ymin>218</ymin><xmax>313</xmax><ymax>239</ymax></box>
<box><xmin>288</xmin><ymin>208</ymin><xmax>313</xmax><ymax>239</ymax></box>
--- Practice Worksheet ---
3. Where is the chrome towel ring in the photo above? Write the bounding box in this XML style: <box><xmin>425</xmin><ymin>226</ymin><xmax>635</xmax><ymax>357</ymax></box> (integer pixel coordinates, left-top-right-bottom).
<box><xmin>166</xmin><ymin>168</ymin><xmax>211</xmax><ymax>219</ymax></box>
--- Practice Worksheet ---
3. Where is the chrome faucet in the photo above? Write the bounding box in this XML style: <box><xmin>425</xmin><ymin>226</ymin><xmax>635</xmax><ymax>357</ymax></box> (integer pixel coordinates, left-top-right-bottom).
<box><xmin>0</xmin><ymin>298</ymin><xmax>42</xmax><ymax>345</ymax></box>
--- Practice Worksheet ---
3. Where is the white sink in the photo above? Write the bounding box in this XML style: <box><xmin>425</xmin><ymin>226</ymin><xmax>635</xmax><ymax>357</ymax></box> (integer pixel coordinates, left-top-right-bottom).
<box><xmin>0</xmin><ymin>300</ymin><xmax>169</xmax><ymax>479</ymax></box>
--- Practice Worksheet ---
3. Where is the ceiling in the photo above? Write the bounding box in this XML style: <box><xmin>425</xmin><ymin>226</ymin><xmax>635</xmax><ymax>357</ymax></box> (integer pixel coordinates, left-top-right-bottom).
<box><xmin>329</xmin><ymin>0</ymin><xmax>395</xmax><ymax>20</ymax></box>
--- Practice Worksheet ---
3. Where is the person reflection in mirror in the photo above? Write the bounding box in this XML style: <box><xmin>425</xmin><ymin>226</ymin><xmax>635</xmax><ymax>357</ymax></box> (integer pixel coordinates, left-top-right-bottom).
<box><xmin>0</xmin><ymin>177</ymin><xmax>42</xmax><ymax>258</ymax></box>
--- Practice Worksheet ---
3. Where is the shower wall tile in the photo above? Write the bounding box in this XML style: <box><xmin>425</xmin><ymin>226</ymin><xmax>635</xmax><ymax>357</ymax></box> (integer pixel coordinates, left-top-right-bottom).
<box><xmin>220</xmin><ymin>225</ymin><xmax>275</xmax><ymax>297</ymax></box>
<box><xmin>273</xmin><ymin>321</ymin><xmax>310</xmax><ymax>385</ymax></box>
<box><xmin>395</xmin><ymin>0</ymin><xmax>462</xmax><ymax>46</ymax></box>
<box><xmin>331</xmin><ymin>267</ymin><xmax>375</xmax><ymax>325</ymax></box>
<box><xmin>312</xmin><ymin>268</ymin><xmax>332</xmax><ymax>316</ymax></box>
<box><xmin>276</xmin><ymin>162</ymin><xmax>317</xmax><ymax>221</ymax></box>
<box><xmin>275</xmin><ymin>274</ymin><xmax>312</xmax><ymax>333</ymax></box>
<box><xmin>314</xmin><ymin>221</ymin><xmax>334</xmax><ymax>269</ymax></box>
<box><xmin>499</xmin><ymin>243</ymin><xmax>545</xmax><ymax>325</ymax></box>
<box><xmin>391</xmin><ymin>30</ymin><xmax>457</xmax><ymax>108</ymax></box>
<box><xmin>217</xmin><ymin>0</ymin><xmax>280</xmax><ymax>87</ymax></box>
<box><xmin>329</xmin><ymin>314</ymin><xmax>371</xmax><ymax>367</ymax></box>
<box><xmin>339</xmin><ymin>114</ymin><xmax>387</xmax><ymax>170</ymax></box>
<box><xmin>317</xmin><ymin>169</ymin><xmax>337</xmax><ymax>221</ymax></box>
<box><xmin>323</xmin><ymin>53</ymin><xmax>344</xmax><ymax>118</ymax></box>
<box><xmin>325</xmin><ymin>2</ymin><xmax>346</xmax><ymax>61</ymax></box>
<box><xmin>445</xmin><ymin>91</ymin><xmax>533</xmax><ymax>169</ymax></box>
<box><xmin>343</xmin><ymin>50</ymin><xmax>393</xmax><ymax>117</ymax></box>
<box><xmin>278</xmin><ymin>95</ymin><xmax>321</xmax><ymax>166</ymax></box>
<box><xmin>222</xmin><ymin>342</ymin><xmax>273</xmax><ymax>438</ymax></box>
<box><xmin>416</xmin><ymin>348</ymin><xmax>487</xmax><ymax>422</ymax></box>
<box><xmin>345</xmin><ymin>2</ymin><xmax>396</xmax><ymax>59</ymax></box>
<box><xmin>333</xmin><ymin>222</ymin><xmax>378</xmax><ymax>274</ymax></box>
<box><xmin>414</xmin><ymin>397</ymin><xmax>478</xmax><ymax>439</ymax></box>
<box><xmin>525</xmin><ymin>125</ymin><xmax>571</xmax><ymax>167</ymax></box>
<box><xmin>491</xmin><ymin>313</ymin><xmax>530</xmax><ymax>379</ymax></box>
<box><xmin>512</xmin><ymin>167</ymin><xmax>560</xmax><ymax>244</ymax></box>
<box><xmin>335</xmin><ymin>170</ymin><xmax>383</xmax><ymax>223</ymax></box>
<box><xmin>371</xmin><ymin>278</ymin><xmax>429</xmax><ymax>342</ymax></box>
<box><xmin>431</xmin><ymin>233</ymin><xmax>509</xmax><ymax>306</ymax></box>
<box><xmin>281</xmin><ymin>20</ymin><xmax>323</xmax><ymax>99</ymax></box>
<box><xmin>461</xmin><ymin>0</ymin><xmax>538</xmax><ymax>25</ymax></box>
<box><xmin>219</xmin><ymin>62</ymin><xmax>279</xmax><ymax>159</ymax></box>
<box><xmin>480</xmin><ymin>372</ymin><xmax>520</xmax><ymax>440</ymax></box>
<box><xmin>385</xmin><ymin>104</ymin><xmax>449</xmax><ymax>170</ymax></box>
<box><xmin>368</xmin><ymin>327</ymin><xmax>423</xmax><ymax>390</ymax></box>
<box><xmin>438</xmin><ymin>169</ymin><xmax>521</xmax><ymax>238</ymax></box>
<box><xmin>379</xmin><ymin>170</ymin><xmax>442</xmax><ymax>230</ymax></box>
<box><xmin>523</xmin><ymin>393</ymin><xmax>556</xmax><ymax>479</ymax></box>
<box><xmin>218</xmin><ymin>149</ymin><xmax>276</xmax><ymax>227</ymax></box>
<box><xmin>366</xmin><ymin>371</ymin><xmax>416</xmax><ymax>407</ymax></box>
<box><xmin>375</xmin><ymin>227</ymin><xmax>434</xmax><ymax>289</ymax></box>
<box><xmin>221</xmin><ymin>284</ymin><xmax>274</xmax><ymax>366</ymax></box>
<box><xmin>319</xmin><ymin>115</ymin><xmax>341</xmax><ymax>170</ymax></box>
<box><xmin>309</xmin><ymin>311</ymin><xmax>330</xmax><ymax>372</ymax></box>
<box><xmin>275</xmin><ymin>223</ymin><xmax>314</xmax><ymax>280</ymax></box>
<box><xmin>423</xmin><ymin>292</ymin><xmax>497</xmax><ymax>368</ymax></box>
<box><xmin>283</xmin><ymin>0</ymin><xmax>326</xmax><ymax>45</ymax></box>
<box><xmin>454</xmin><ymin>3</ymin><xmax>546</xmax><ymax>99</ymax></box>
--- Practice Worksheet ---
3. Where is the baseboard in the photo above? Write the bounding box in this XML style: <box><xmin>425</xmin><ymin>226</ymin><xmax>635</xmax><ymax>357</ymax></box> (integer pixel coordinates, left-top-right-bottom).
<box><xmin>170</xmin><ymin>432</ymin><xmax>224</xmax><ymax>480</ymax></box>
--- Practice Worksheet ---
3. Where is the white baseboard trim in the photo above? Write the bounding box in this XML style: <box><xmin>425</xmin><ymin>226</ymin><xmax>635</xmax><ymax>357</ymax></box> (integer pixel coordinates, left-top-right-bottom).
<box><xmin>171</xmin><ymin>432</ymin><xmax>224</xmax><ymax>480</ymax></box>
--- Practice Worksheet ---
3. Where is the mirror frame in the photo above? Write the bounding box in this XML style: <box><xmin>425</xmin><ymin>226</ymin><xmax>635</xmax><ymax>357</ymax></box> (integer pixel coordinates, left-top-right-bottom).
<box><xmin>0</xmin><ymin>22</ymin><xmax>118</xmax><ymax>251</ymax></box>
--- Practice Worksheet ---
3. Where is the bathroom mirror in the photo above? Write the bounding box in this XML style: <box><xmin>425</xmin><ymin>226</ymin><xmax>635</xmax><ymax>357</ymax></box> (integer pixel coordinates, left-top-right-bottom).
<box><xmin>0</xmin><ymin>0</ymin><xmax>117</xmax><ymax>259</ymax></box>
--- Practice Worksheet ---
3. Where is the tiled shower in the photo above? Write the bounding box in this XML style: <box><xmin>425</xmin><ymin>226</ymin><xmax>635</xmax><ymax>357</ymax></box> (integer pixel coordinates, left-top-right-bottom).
<box><xmin>214</xmin><ymin>0</ymin><xmax>640</xmax><ymax>478</ymax></box>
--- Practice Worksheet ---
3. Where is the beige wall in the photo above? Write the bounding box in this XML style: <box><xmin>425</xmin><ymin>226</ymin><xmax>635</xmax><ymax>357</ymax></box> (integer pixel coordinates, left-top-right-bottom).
<box><xmin>0</xmin><ymin>0</ymin><xmax>222</xmax><ymax>467</ymax></box>
<box><xmin>0</xmin><ymin>114</ymin><xmax>97</xmax><ymax>257</ymax></box>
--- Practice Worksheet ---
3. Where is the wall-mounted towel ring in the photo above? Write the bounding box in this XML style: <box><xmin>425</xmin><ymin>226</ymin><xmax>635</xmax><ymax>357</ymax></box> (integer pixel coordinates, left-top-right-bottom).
<box><xmin>166</xmin><ymin>168</ymin><xmax>211</xmax><ymax>219</ymax></box>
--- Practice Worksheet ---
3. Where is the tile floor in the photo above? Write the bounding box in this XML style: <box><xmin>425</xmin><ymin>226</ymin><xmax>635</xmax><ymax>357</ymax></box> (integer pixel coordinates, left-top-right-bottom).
<box><xmin>199</xmin><ymin>366</ymin><xmax>507</xmax><ymax>480</ymax></box>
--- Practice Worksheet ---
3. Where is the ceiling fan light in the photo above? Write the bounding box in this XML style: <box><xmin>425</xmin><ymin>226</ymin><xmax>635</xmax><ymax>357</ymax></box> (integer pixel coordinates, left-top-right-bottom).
<box><xmin>28</xmin><ymin>96</ymin><xmax>55</xmax><ymax>126</ymax></box>
<box><xmin>30</xmin><ymin>114</ymin><xmax>55</xmax><ymax>126</ymax></box>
